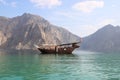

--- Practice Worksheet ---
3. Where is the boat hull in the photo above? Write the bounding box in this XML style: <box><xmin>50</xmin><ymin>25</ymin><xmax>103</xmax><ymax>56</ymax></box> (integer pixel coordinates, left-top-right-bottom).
<box><xmin>38</xmin><ymin>47</ymin><xmax>76</xmax><ymax>54</ymax></box>
<box><xmin>36</xmin><ymin>41</ymin><xmax>81</xmax><ymax>54</ymax></box>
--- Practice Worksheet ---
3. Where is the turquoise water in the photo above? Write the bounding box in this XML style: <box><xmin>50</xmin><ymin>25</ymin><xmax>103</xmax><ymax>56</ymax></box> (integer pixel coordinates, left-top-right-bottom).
<box><xmin>0</xmin><ymin>50</ymin><xmax>120</xmax><ymax>80</ymax></box>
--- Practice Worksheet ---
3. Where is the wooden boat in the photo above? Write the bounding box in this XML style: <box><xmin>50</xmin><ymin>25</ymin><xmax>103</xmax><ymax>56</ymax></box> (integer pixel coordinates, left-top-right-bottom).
<box><xmin>34</xmin><ymin>41</ymin><xmax>81</xmax><ymax>54</ymax></box>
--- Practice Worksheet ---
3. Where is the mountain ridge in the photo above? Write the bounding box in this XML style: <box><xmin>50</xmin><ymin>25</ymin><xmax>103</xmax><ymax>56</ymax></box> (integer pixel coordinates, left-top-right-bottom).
<box><xmin>0</xmin><ymin>13</ymin><xmax>80</xmax><ymax>50</ymax></box>
<box><xmin>81</xmin><ymin>24</ymin><xmax>120</xmax><ymax>52</ymax></box>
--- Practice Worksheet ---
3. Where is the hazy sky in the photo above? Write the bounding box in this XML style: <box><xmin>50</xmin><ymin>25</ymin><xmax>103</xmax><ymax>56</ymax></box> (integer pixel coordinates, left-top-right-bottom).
<box><xmin>0</xmin><ymin>0</ymin><xmax>120</xmax><ymax>37</ymax></box>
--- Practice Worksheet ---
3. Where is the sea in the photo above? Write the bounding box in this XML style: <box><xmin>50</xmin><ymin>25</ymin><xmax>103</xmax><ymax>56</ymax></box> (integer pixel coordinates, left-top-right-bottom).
<box><xmin>0</xmin><ymin>50</ymin><xmax>120</xmax><ymax>80</ymax></box>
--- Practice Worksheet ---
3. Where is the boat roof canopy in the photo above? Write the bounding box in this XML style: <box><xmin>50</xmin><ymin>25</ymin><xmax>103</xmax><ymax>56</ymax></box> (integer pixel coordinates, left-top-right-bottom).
<box><xmin>57</xmin><ymin>42</ymin><xmax>81</xmax><ymax>46</ymax></box>
<box><xmin>37</xmin><ymin>41</ymin><xmax>81</xmax><ymax>47</ymax></box>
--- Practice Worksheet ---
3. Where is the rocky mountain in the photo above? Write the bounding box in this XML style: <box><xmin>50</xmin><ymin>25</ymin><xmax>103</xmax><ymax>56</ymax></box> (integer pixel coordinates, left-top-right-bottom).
<box><xmin>81</xmin><ymin>24</ymin><xmax>120</xmax><ymax>52</ymax></box>
<box><xmin>0</xmin><ymin>13</ymin><xmax>80</xmax><ymax>50</ymax></box>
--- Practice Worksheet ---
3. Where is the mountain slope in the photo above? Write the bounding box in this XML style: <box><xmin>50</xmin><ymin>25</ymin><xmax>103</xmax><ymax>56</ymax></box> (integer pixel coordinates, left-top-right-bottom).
<box><xmin>0</xmin><ymin>13</ymin><xmax>80</xmax><ymax>50</ymax></box>
<box><xmin>81</xmin><ymin>24</ymin><xmax>120</xmax><ymax>52</ymax></box>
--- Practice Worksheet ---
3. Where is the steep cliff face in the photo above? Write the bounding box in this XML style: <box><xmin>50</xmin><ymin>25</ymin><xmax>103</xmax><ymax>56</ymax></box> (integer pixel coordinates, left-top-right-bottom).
<box><xmin>0</xmin><ymin>13</ymin><xmax>80</xmax><ymax>50</ymax></box>
<box><xmin>0</xmin><ymin>31</ymin><xmax>7</xmax><ymax>46</ymax></box>
<box><xmin>81</xmin><ymin>24</ymin><xmax>120</xmax><ymax>52</ymax></box>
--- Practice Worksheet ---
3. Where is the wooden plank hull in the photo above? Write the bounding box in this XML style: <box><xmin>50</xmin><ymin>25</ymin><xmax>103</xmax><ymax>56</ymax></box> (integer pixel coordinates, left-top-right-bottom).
<box><xmin>36</xmin><ymin>41</ymin><xmax>81</xmax><ymax>54</ymax></box>
<box><xmin>38</xmin><ymin>47</ymin><xmax>76</xmax><ymax>54</ymax></box>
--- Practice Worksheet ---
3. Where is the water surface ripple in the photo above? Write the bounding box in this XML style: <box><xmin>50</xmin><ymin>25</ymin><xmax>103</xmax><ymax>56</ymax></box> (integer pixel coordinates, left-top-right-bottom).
<box><xmin>0</xmin><ymin>50</ymin><xmax>120</xmax><ymax>80</ymax></box>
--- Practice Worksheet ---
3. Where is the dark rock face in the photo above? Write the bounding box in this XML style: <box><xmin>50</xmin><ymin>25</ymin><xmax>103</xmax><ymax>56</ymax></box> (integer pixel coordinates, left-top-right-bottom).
<box><xmin>81</xmin><ymin>24</ymin><xmax>120</xmax><ymax>52</ymax></box>
<box><xmin>0</xmin><ymin>13</ymin><xmax>80</xmax><ymax>50</ymax></box>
